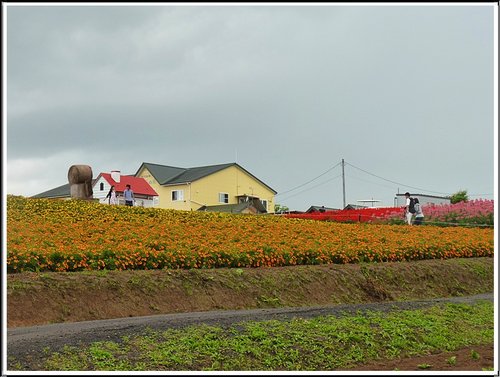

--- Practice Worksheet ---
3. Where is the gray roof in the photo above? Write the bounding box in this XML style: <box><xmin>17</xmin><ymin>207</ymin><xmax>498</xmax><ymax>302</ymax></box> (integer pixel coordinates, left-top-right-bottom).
<box><xmin>167</xmin><ymin>163</ymin><xmax>236</xmax><ymax>185</ymax></box>
<box><xmin>137</xmin><ymin>162</ymin><xmax>277</xmax><ymax>194</ymax></box>
<box><xmin>344</xmin><ymin>204</ymin><xmax>367</xmax><ymax>210</ymax></box>
<box><xmin>305</xmin><ymin>205</ymin><xmax>339</xmax><ymax>213</ymax></box>
<box><xmin>395</xmin><ymin>193</ymin><xmax>451</xmax><ymax>200</ymax></box>
<box><xmin>31</xmin><ymin>183</ymin><xmax>70</xmax><ymax>198</ymax></box>
<box><xmin>137</xmin><ymin>163</ymin><xmax>186</xmax><ymax>185</ymax></box>
<box><xmin>198</xmin><ymin>199</ymin><xmax>267</xmax><ymax>214</ymax></box>
<box><xmin>32</xmin><ymin>178</ymin><xmax>100</xmax><ymax>199</ymax></box>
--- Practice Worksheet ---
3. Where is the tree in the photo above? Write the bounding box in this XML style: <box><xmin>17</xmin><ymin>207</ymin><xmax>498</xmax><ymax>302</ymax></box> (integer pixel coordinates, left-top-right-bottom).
<box><xmin>274</xmin><ymin>204</ymin><xmax>289</xmax><ymax>214</ymax></box>
<box><xmin>450</xmin><ymin>190</ymin><xmax>468</xmax><ymax>204</ymax></box>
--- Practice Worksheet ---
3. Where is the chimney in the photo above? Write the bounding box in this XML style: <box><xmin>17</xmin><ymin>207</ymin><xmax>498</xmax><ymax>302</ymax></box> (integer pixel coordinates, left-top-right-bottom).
<box><xmin>111</xmin><ymin>170</ymin><xmax>121</xmax><ymax>183</ymax></box>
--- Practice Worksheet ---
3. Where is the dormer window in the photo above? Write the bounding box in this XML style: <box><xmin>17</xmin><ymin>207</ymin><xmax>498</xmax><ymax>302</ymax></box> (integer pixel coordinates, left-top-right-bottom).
<box><xmin>100</xmin><ymin>183</ymin><xmax>104</xmax><ymax>191</ymax></box>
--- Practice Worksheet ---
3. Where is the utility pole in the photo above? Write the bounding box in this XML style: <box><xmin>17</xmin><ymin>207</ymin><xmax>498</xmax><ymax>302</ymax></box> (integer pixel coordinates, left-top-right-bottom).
<box><xmin>342</xmin><ymin>158</ymin><xmax>346</xmax><ymax>208</ymax></box>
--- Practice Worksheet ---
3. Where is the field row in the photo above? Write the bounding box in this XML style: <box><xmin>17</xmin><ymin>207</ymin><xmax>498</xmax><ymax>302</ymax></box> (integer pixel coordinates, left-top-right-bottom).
<box><xmin>6</xmin><ymin>196</ymin><xmax>494</xmax><ymax>272</ymax></box>
<box><xmin>285</xmin><ymin>199</ymin><xmax>494</xmax><ymax>226</ymax></box>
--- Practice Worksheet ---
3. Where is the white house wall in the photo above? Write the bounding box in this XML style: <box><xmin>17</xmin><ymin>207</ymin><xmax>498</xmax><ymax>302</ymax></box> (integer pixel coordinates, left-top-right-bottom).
<box><xmin>92</xmin><ymin>176</ymin><xmax>158</xmax><ymax>207</ymax></box>
<box><xmin>395</xmin><ymin>194</ymin><xmax>451</xmax><ymax>207</ymax></box>
<box><xmin>93</xmin><ymin>176</ymin><xmax>112</xmax><ymax>202</ymax></box>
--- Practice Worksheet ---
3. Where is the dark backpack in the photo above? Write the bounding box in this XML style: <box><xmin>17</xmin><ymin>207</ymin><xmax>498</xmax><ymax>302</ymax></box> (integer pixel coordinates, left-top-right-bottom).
<box><xmin>409</xmin><ymin>198</ymin><xmax>416</xmax><ymax>214</ymax></box>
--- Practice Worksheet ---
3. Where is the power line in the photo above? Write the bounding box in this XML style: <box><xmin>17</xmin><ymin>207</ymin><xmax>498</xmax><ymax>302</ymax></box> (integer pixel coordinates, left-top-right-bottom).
<box><xmin>345</xmin><ymin>173</ymin><xmax>400</xmax><ymax>191</ymax></box>
<box><xmin>279</xmin><ymin>174</ymin><xmax>342</xmax><ymax>201</ymax></box>
<box><xmin>275</xmin><ymin>161</ymin><xmax>341</xmax><ymax>196</ymax></box>
<box><xmin>274</xmin><ymin>158</ymin><xmax>491</xmax><ymax>208</ymax></box>
<box><xmin>345</xmin><ymin>161</ymin><xmax>452</xmax><ymax>196</ymax></box>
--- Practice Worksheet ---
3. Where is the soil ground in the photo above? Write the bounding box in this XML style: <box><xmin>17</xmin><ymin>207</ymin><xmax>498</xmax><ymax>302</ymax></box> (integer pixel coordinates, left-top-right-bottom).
<box><xmin>7</xmin><ymin>257</ymin><xmax>494</xmax><ymax>327</ymax></box>
<box><xmin>354</xmin><ymin>343</ymin><xmax>494</xmax><ymax>371</ymax></box>
<box><xmin>7</xmin><ymin>293</ymin><xmax>494</xmax><ymax>371</ymax></box>
<box><xmin>6</xmin><ymin>257</ymin><xmax>496</xmax><ymax>372</ymax></box>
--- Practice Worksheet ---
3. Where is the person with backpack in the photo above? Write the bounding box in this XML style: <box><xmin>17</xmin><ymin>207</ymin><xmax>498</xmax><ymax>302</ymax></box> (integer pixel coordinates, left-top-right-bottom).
<box><xmin>403</xmin><ymin>192</ymin><xmax>416</xmax><ymax>225</ymax></box>
<box><xmin>413</xmin><ymin>197</ymin><xmax>424</xmax><ymax>225</ymax></box>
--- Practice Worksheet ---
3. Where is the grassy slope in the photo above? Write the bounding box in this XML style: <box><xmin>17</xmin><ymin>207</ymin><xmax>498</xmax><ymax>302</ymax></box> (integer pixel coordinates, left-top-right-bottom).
<box><xmin>7</xmin><ymin>257</ymin><xmax>493</xmax><ymax>327</ymax></box>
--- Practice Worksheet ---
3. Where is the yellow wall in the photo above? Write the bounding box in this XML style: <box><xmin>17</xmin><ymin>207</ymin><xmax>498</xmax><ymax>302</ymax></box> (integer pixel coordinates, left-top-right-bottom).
<box><xmin>137</xmin><ymin>165</ymin><xmax>275</xmax><ymax>213</ymax></box>
<box><xmin>136</xmin><ymin>169</ymin><xmax>170</xmax><ymax>208</ymax></box>
<box><xmin>190</xmin><ymin>165</ymin><xmax>275</xmax><ymax>212</ymax></box>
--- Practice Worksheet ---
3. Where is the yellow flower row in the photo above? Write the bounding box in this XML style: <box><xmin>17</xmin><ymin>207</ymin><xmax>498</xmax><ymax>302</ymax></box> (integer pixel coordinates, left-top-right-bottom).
<box><xmin>6</xmin><ymin>196</ymin><xmax>494</xmax><ymax>272</ymax></box>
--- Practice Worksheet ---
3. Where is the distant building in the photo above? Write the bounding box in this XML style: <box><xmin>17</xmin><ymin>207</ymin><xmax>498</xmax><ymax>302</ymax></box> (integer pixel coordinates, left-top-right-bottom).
<box><xmin>395</xmin><ymin>193</ymin><xmax>451</xmax><ymax>207</ymax></box>
<box><xmin>305</xmin><ymin>205</ymin><xmax>339</xmax><ymax>213</ymax></box>
<box><xmin>343</xmin><ymin>204</ymin><xmax>368</xmax><ymax>210</ymax></box>
<box><xmin>32</xmin><ymin>171</ymin><xmax>159</xmax><ymax>207</ymax></box>
<box><xmin>93</xmin><ymin>172</ymin><xmax>159</xmax><ymax>207</ymax></box>
<box><xmin>32</xmin><ymin>183</ymin><xmax>78</xmax><ymax>200</ymax></box>
<box><xmin>198</xmin><ymin>198</ymin><xmax>267</xmax><ymax>214</ymax></box>
<box><xmin>135</xmin><ymin>162</ymin><xmax>276</xmax><ymax>213</ymax></box>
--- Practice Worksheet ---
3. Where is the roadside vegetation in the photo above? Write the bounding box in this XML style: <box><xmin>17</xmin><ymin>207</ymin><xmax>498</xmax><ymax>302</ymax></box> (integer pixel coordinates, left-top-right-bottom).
<box><xmin>12</xmin><ymin>301</ymin><xmax>493</xmax><ymax>371</ymax></box>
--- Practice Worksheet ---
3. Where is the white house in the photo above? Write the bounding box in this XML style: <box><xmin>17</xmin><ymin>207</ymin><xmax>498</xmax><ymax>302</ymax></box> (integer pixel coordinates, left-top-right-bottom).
<box><xmin>395</xmin><ymin>193</ymin><xmax>451</xmax><ymax>207</ymax></box>
<box><xmin>94</xmin><ymin>171</ymin><xmax>159</xmax><ymax>207</ymax></box>
<box><xmin>33</xmin><ymin>170</ymin><xmax>159</xmax><ymax>207</ymax></box>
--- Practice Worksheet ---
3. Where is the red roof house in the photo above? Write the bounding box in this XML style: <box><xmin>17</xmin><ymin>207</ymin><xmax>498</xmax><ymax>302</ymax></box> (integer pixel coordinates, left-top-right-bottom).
<box><xmin>94</xmin><ymin>171</ymin><xmax>159</xmax><ymax>206</ymax></box>
<box><xmin>97</xmin><ymin>173</ymin><xmax>159</xmax><ymax>197</ymax></box>
<box><xmin>32</xmin><ymin>170</ymin><xmax>159</xmax><ymax>207</ymax></box>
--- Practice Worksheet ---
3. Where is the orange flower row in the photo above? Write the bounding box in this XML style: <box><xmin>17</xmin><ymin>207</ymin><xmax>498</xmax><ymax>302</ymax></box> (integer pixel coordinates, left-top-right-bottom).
<box><xmin>6</xmin><ymin>195</ymin><xmax>494</xmax><ymax>273</ymax></box>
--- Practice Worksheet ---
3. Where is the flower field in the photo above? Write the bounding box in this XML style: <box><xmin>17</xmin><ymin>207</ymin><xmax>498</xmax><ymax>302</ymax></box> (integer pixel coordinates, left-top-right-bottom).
<box><xmin>6</xmin><ymin>195</ymin><xmax>494</xmax><ymax>273</ymax></box>
<box><xmin>285</xmin><ymin>207</ymin><xmax>404</xmax><ymax>223</ymax></box>
<box><xmin>285</xmin><ymin>199</ymin><xmax>494</xmax><ymax>227</ymax></box>
<box><xmin>421</xmin><ymin>199</ymin><xmax>494</xmax><ymax>226</ymax></box>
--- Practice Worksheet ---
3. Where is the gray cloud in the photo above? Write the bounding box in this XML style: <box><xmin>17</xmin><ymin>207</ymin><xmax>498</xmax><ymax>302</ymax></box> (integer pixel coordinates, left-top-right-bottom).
<box><xmin>5</xmin><ymin>4</ymin><xmax>495</xmax><ymax>210</ymax></box>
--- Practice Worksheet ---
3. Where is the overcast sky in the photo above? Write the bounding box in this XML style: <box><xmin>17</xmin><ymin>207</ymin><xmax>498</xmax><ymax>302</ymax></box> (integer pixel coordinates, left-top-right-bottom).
<box><xmin>4</xmin><ymin>3</ymin><xmax>497</xmax><ymax>211</ymax></box>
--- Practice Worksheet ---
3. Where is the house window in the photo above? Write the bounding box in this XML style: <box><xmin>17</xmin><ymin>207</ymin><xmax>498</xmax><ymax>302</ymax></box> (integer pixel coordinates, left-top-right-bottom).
<box><xmin>172</xmin><ymin>190</ymin><xmax>184</xmax><ymax>201</ymax></box>
<box><xmin>100</xmin><ymin>183</ymin><xmax>104</xmax><ymax>191</ymax></box>
<box><xmin>219</xmin><ymin>193</ymin><xmax>229</xmax><ymax>203</ymax></box>
<box><xmin>261</xmin><ymin>200</ymin><xmax>268</xmax><ymax>210</ymax></box>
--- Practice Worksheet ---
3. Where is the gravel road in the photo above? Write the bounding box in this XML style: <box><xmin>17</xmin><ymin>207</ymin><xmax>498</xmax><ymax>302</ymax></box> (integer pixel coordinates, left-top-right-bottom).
<box><xmin>7</xmin><ymin>293</ymin><xmax>493</xmax><ymax>368</ymax></box>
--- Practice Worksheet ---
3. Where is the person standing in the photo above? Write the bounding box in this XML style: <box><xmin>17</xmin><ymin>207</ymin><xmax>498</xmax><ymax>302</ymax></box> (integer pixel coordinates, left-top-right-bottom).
<box><xmin>413</xmin><ymin>198</ymin><xmax>424</xmax><ymax>225</ymax></box>
<box><xmin>403</xmin><ymin>192</ymin><xmax>414</xmax><ymax>225</ymax></box>
<box><xmin>105</xmin><ymin>185</ymin><xmax>117</xmax><ymax>205</ymax></box>
<box><xmin>123</xmin><ymin>184</ymin><xmax>135</xmax><ymax>206</ymax></box>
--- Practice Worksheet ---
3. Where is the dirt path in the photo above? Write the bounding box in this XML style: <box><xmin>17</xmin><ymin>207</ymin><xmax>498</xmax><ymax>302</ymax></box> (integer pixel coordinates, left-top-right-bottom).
<box><xmin>7</xmin><ymin>292</ymin><xmax>493</xmax><ymax>370</ymax></box>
